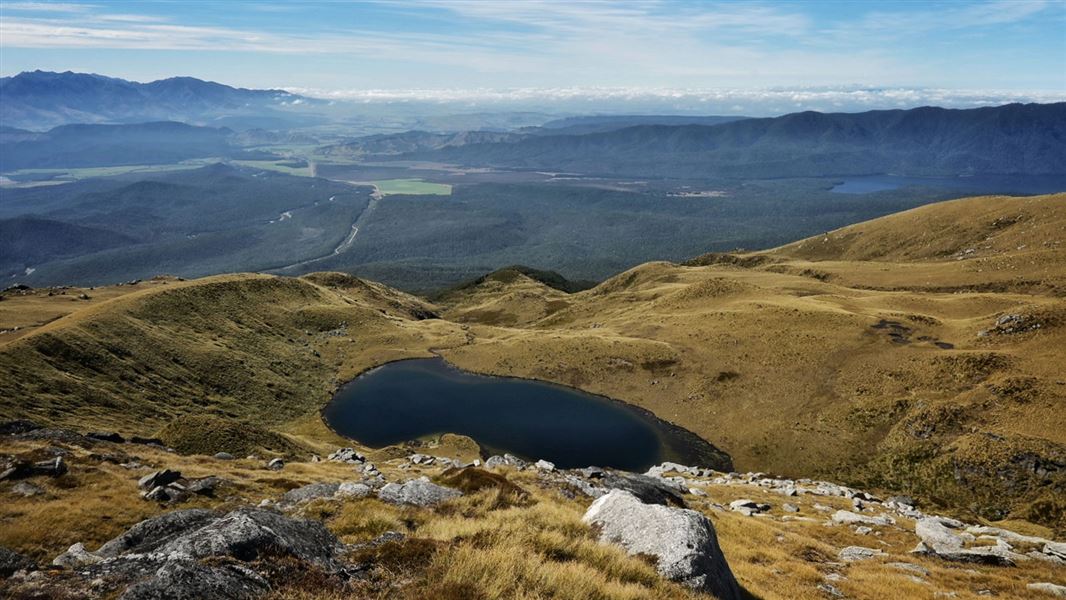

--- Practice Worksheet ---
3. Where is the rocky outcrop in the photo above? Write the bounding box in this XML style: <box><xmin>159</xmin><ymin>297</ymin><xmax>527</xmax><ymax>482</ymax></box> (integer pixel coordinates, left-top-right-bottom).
<box><xmin>0</xmin><ymin>546</ymin><xmax>34</xmax><ymax>577</ymax></box>
<box><xmin>0</xmin><ymin>455</ymin><xmax>67</xmax><ymax>480</ymax></box>
<box><xmin>96</xmin><ymin>509</ymin><xmax>221</xmax><ymax>558</ymax></box>
<box><xmin>14</xmin><ymin>507</ymin><xmax>346</xmax><ymax>599</ymax></box>
<box><xmin>120</xmin><ymin>559</ymin><xmax>270</xmax><ymax>600</ymax></box>
<box><xmin>583</xmin><ymin>490</ymin><xmax>741</xmax><ymax>600</ymax></box>
<box><xmin>912</xmin><ymin>517</ymin><xmax>1020</xmax><ymax>565</ymax></box>
<box><xmin>377</xmin><ymin>478</ymin><xmax>461</xmax><ymax>507</ymax></box>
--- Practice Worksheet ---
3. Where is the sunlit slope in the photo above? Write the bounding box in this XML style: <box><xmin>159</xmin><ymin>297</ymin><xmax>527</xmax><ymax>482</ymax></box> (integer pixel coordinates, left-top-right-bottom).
<box><xmin>438</xmin><ymin>194</ymin><xmax>1066</xmax><ymax>528</ymax></box>
<box><xmin>762</xmin><ymin>192</ymin><xmax>1066</xmax><ymax>293</ymax></box>
<box><xmin>0</xmin><ymin>273</ymin><xmax>461</xmax><ymax>436</ymax></box>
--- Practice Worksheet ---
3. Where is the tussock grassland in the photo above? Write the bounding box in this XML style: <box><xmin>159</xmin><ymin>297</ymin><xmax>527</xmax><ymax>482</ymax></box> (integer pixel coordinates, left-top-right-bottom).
<box><xmin>0</xmin><ymin>194</ymin><xmax>1064</xmax><ymax>598</ymax></box>
<box><xmin>2</xmin><ymin>436</ymin><xmax>1063</xmax><ymax>600</ymax></box>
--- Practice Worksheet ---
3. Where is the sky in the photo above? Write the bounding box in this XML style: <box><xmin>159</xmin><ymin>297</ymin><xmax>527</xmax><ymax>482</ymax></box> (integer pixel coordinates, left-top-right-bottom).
<box><xmin>1</xmin><ymin>0</ymin><xmax>1065</xmax><ymax>114</ymax></box>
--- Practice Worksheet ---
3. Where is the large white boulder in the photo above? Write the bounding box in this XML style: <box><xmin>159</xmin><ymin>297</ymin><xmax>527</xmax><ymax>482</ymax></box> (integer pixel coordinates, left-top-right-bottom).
<box><xmin>583</xmin><ymin>490</ymin><xmax>741</xmax><ymax>600</ymax></box>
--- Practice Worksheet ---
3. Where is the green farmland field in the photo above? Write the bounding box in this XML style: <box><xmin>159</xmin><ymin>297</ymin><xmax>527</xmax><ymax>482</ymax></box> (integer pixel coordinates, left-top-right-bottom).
<box><xmin>371</xmin><ymin>178</ymin><xmax>452</xmax><ymax>196</ymax></box>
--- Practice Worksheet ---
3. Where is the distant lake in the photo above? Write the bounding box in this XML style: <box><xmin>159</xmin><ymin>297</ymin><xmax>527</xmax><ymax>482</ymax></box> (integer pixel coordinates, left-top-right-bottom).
<box><xmin>322</xmin><ymin>358</ymin><xmax>731</xmax><ymax>471</ymax></box>
<box><xmin>831</xmin><ymin>174</ymin><xmax>1066</xmax><ymax>195</ymax></box>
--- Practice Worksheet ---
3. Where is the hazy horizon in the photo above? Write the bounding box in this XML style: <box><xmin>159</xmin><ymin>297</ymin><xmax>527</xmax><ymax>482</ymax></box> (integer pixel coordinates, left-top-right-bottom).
<box><xmin>2</xmin><ymin>0</ymin><xmax>1064</xmax><ymax>115</ymax></box>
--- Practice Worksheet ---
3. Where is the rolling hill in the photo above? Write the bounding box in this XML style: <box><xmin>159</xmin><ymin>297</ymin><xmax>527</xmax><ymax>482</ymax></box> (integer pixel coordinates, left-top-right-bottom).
<box><xmin>1</xmin><ymin>193</ymin><xmax>1063</xmax><ymax>535</ymax></box>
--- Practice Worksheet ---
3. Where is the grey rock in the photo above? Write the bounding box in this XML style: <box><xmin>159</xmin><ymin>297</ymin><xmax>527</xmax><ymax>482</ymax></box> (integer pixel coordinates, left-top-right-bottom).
<box><xmin>281</xmin><ymin>482</ymin><xmax>340</xmax><ymax>505</ymax></box>
<box><xmin>0</xmin><ymin>545</ymin><xmax>34</xmax><ymax>577</ymax></box>
<box><xmin>327</xmin><ymin>448</ymin><xmax>365</xmax><ymax>463</ymax></box>
<box><xmin>97</xmin><ymin>509</ymin><xmax>221</xmax><ymax>558</ymax></box>
<box><xmin>11</xmin><ymin>481</ymin><xmax>44</xmax><ymax>497</ymax></box>
<box><xmin>52</xmin><ymin>542</ymin><xmax>103</xmax><ymax>569</ymax></box>
<box><xmin>138</xmin><ymin>469</ymin><xmax>182</xmax><ymax>490</ymax></box>
<box><xmin>887</xmin><ymin>495</ymin><xmax>916</xmax><ymax>507</ymax></box>
<box><xmin>1028</xmin><ymin>582</ymin><xmax>1066</xmax><ymax>597</ymax></box>
<box><xmin>142</xmin><ymin>485</ymin><xmax>189</xmax><ymax>503</ymax></box>
<box><xmin>854</xmin><ymin>526</ymin><xmax>873</xmax><ymax>535</ymax></box>
<box><xmin>158</xmin><ymin>507</ymin><xmax>343</xmax><ymax>570</ymax></box>
<box><xmin>186</xmin><ymin>476</ymin><xmax>224</xmax><ymax>497</ymax></box>
<box><xmin>729</xmin><ymin>499</ymin><xmax>769</xmax><ymax>515</ymax></box>
<box><xmin>839</xmin><ymin>546</ymin><xmax>884</xmax><ymax>561</ymax></box>
<box><xmin>0</xmin><ymin>456</ymin><xmax>67</xmax><ymax>481</ymax></box>
<box><xmin>1045</xmin><ymin>541</ymin><xmax>1066</xmax><ymax>560</ymax></box>
<box><xmin>912</xmin><ymin>517</ymin><xmax>1019</xmax><ymax>566</ymax></box>
<box><xmin>120</xmin><ymin>559</ymin><xmax>270</xmax><ymax>600</ymax></box>
<box><xmin>534</xmin><ymin>459</ymin><xmax>556</xmax><ymax>472</ymax></box>
<box><xmin>597</xmin><ymin>471</ymin><xmax>687</xmax><ymax>507</ymax></box>
<box><xmin>337</xmin><ymin>481</ymin><xmax>372</xmax><ymax>498</ymax></box>
<box><xmin>782</xmin><ymin>503</ymin><xmax>800</xmax><ymax>513</ymax></box>
<box><xmin>583</xmin><ymin>490</ymin><xmax>741</xmax><ymax>600</ymax></box>
<box><xmin>266</xmin><ymin>458</ymin><xmax>284</xmax><ymax>471</ymax></box>
<box><xmin>485</xmin><ymin>453</ymin><xmax>527</xmax><ymax>469</ymax></box>
<box><xmin>831</xmin><ymin>510</ymin><xmax>893</xmax><ymax>526</ymax></box>
<box><xmin>213</xmin><ymin>452</ymin><xmax>235</xmax><ymax>460</ymax></box>
<box><xmin>377</xmin><ymin>478</ymin><xmax>461</xmax><ymax>507</ymax></box>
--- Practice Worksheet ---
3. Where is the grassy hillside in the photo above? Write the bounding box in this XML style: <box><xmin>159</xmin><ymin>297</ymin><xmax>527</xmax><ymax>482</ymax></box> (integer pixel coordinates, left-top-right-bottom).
<box><xmin>436</xmin><ymin>193</ymin><xmax>1066</xmax><ymax>530</ymax></box>
<box><xmin>1</xmin><ymin>193</ymin><xmax>1064</xmax><ymax>533</ymax></box>
<box><xmin>0</xmin><ymin>273</ymin><xmax>462</xmax><ymax>446</ymax></box>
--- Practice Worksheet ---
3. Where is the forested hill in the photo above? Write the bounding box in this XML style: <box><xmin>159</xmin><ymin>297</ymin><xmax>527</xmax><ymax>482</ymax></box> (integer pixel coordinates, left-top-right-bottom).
<box><xmin>413</xmin><ymin>102</ymin><xmax>1066</xmax><ymax>179</ymax></box>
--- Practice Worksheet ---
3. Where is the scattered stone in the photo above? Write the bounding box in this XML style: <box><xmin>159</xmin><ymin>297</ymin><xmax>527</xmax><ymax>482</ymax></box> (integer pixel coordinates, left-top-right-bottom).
<box><xmin>729</xmin><ymin>499</ymin><xmax>770</xmax><ymax>516</ymax></box>
<box><xmin>408</xmin><ymin>453</ymin><xmax>434</xmax><ymax>465</ymax></box>
<box><xmin>831</xmin><ymin>510</ymin><xmax>893</xmax><ymax>526</ymax></box>
<box><xmin>1043</xmin><ymin>541</ymin><xmax>1066</xmax><ymax>561</ymax></box>
<box><xmin>912</xmin><ymin>517</ymin><xmax>1019</xmax><ymax>565</ymax></box>
<box><xmin>213</xmin><ymin>452</ymin><xmax>235</xmax><ymax>460</ymax></box>
<box><xmin>10</xmin><ymin>481</ymin><xmax>44</xmax><ymax>497</ymax></box>
<box><xmin>855</xmin><ymin>526</ymin><xmax>873</xmax><ymax>535</ymax></box>
<box><xmin>485</xmin><ymin>454</ymin><xmax>527</xmax><ymax>469</ymax></box>
<box><xmin>534</xmin><ymin>459</ymin><xmax>556</xmax><ymax>472</ymax></box>
<box><xmin>888</xmin><ymin>495</ymin><xmax>916</xmax><ymax>507</ymax></box>
<box><xmin>377</xmin><ymin>478</ymin><xmax>461</xmax><ymax>507</ymax></box>
<box><xmin>583</xmin><ymin>490</ymin><xmax>741</xmax><ymax>600</ymax></box>
<box><xmin>52</xmin><ymin>543</ymin><xmax>103</xmax><ymax>569</ymax></box>
<box><xmin>186</xmin><ymin>476</ymin><xmax>224</xmax><ymax>497</ymax></box>
<box><xmin>280</xmin><ymin>482</ymin><xmax>340</xmax><ymax>505</ymax></box>
<box><xmin>266</xmin><ymin>458</ymin><xmax>284</xmax><ymax>471</ymax></box>
<box><xmin>327</xmin><ymin>448</ymin><xmax>365</xmax><ymax>463</ymax></box>
<box><xmin>1028</xmin><ymin>582</ymin><xmax>1066</xmax><ymax>597</ymax></box>
<box><xmin>839</xmin><ymin>546</ymin><xmax>884</xmax><ymax>561</ymax></box>
<box><xmin>138</xmin><ymin>469</ymin><xmax>181</xmax><ymax>490</ymax></box>
<box><xmin>782</xmin><ymin>503</ymin><xmax>800</xmax><ymax>513</ymax></box>
<box><xmin>143</xmin><ymin>485</ymin><xmax>188</xmax><ymax>504</ymax></box>
<box><xmin>0</xmin><ymin>456</ymin><xmax>67</xmax><ymax>481</ymax></box>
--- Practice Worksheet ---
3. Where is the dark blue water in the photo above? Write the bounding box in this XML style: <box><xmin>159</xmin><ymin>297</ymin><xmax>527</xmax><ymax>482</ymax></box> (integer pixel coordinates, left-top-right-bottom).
<box><xmin>831</xmin><ymin>174</ymin><xmax>1066</xmax><ymax>195</ymax></box>
<box><xmin>322</xmin><ymin>358</ymin><xmax>731</xmax><ymax>471</ymax></box>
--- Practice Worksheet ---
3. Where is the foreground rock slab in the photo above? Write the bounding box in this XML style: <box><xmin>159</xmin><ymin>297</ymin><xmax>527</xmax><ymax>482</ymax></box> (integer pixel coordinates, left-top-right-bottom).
<box><xmin>583</xmin><ymin>489</ymin><xmax>741</xmax><ymax>600</ymax></box>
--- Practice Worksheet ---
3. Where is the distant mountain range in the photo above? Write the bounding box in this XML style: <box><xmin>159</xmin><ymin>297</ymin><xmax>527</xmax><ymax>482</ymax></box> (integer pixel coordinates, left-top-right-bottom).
<box><xmin>0</xmin><ymin>71</ymin><xmax>320</xmax><ymax>130</ymax></box>
<box><xmin>406</xmin><ymin>103</ymin><xmax>1066</xmax><ymax>178</ymax></box>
